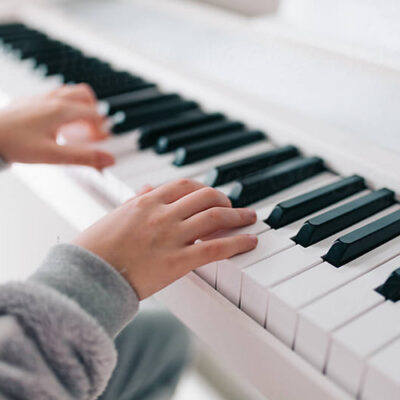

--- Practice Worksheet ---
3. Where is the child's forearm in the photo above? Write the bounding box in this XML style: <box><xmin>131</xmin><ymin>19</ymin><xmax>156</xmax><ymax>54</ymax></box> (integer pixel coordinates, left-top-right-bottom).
<box><xmin>0</xmin><ymin>244</ymin><xmax>139</xmax><ymax>400</ymax></box>
<box><xmin>30</xmin><ymin>243</ymin><xmax>139</xmax><ymax>337</ymax></box>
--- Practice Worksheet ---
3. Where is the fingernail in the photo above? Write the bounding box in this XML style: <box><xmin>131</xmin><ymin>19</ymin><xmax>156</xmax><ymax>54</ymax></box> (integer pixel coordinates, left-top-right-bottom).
<box><xmin>138</xmin><ymin>184</ymin><xmax>153</xmax><ymax>195</ymax></box>
<box><xmin>97</xmin><ymin>152</ymin><xmax>115</xmax><ymax>168</ymax></box>
<box><xmin>246</xmin><ymin>209</ymin><xmax>257</xmax><ymax>218</ymax></box>
<box><xmin>248</xmin><ymin>234</ymin><xmax>258</xmax><ymax>246</ymax></box>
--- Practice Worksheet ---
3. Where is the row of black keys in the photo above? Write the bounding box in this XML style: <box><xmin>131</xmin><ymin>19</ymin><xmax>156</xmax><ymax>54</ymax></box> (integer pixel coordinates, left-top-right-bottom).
<box><xmin>1</xmin><ymin>23</ymin><xmax>400</xmax><ymax>271</ymax></box>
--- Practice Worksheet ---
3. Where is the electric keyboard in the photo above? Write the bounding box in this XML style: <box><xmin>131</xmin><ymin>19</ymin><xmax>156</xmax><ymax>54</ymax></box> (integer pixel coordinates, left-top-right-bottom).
<box><xmin>1</xmin><ymin>3</ymin><xmax>400</xmax><ymax>400</ymax></box>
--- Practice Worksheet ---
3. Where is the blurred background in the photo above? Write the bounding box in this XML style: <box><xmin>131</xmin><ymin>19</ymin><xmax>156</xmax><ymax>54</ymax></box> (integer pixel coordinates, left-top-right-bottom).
<box><xmin>52</xmin><ymin>0</ymin><xmax>400</xmax><ymax>154</ymax></box>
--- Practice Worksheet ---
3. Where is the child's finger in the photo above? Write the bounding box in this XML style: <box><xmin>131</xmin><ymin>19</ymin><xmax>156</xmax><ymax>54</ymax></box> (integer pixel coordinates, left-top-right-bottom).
<box><xmin>49</xmin><ymin>84</ymin><xmax>97</xmax><ymax>105</ymax></box>
<box><xmin>43</xmin><ymin>143</ymin><xmax>115</xmax><ymax>169</ymax></box>
<box><xmin>137</xmin><ymin>184</ymin><xmax>154</xmax><ymax>196</ymax></box>
<box><xmin>182</xmin><ymin>207</ymin><xmax>256</xmax><ymax>242</ymax></box>
<box><xmin>172</xmin><ymin>186</ymin><xmax>231</xmax><ymax>220</ymax></box>
<box><xmin>187</xmin><ymin>235</ymin><xmax>258</xmax><ymax>270</ymax></box>
<box><xmin>54</xmin><ymin>101</ymin><xmax>104</xmax><ymax>127</ymax></box>
<box><xmin>150</xmin><ymin>179</ymin><xmax>206</xmax><ymax>204</ymax></box>
<box><xmin>121</xmin><ymin>184</ymin><xmax>154</xmax><ymax>206</ymax></box>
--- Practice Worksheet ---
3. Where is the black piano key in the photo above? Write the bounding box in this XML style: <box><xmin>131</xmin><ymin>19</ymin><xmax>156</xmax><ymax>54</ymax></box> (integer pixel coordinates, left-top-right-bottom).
<box><xmin>8</xmin><ymin>37</ymin><xmax>59</xmax><ymax>50</ymax></box>
<box><xmin>82</xmin><ymin>76</ymin><xmax>142</xmax><ymax>90</ymax></box>
<box><xmin>40</xmin><ymin>55</ymin><xmax>109</xmax><ymax>70</ymax></box>
<box><xmin>96</xmin><ymin>82</ymin><xmax>157</xmax><ymax>100</ymax></box>
<box><xmin>16</xmin><ymin>43</ymin><xmax>71</xmax><ymax>60</ymax></box>
<box><xmin>156</xmin><ymin>120</ymin><xmax>245</xmax><ymax>154</ymax></box>
<box><xmin>30</xmin><ymin>48</ymin><xmax>83</xmax><ymax>66</ymax></box>
<box><xmin>205</xmin><ymin>145</ymin><xmax>300</xmax><ymax>187</ymax></box>
<box><xmin>0</xmin><ymin>30</ymin><xmax>46</xmax><ymax>44</ymax></box>
<box><xmin>106</xmin><ymin>92</ymin><xmax>180</xmax><ymax>115</ymax></box>
<box><xmin>324</xmin><ymin>209</ymin><xmax>400</xmax><ymax>267</ymax></box>
<box><xmin>101</xmin><ymin>88</ymin><xmax>160</xmax><ymax>107</ymax></box>
<box><xmin>376</xmin><ymin>268</ymin><xmax>400</xmax><ymax>302</ymax></box>
<box><xmin>138</xmin><ymin>111</ymin><xmax>225</xmax><ymax>149</ymax></box>
<box><xmin>113</xmin><ymin>100</ymin><xmax>199</xmax><ymax>134</ymax></box>
<box><xmin>87</xmin><ymin>76</ymin><xmax>151</xmax><ymax>96</ymax></box>
<box><xmin>42</xmin><ymin>59</ymin><xmax>111</xmax><ymax>77</ymax></box>
<box><xmin>266</xmin><ymin>175</ymin><xmax>366</xmax><ymax>229</ymax></box>
<box><xmin>295</xmin><ymin>188</ymin><xmax>395</xmax><ymax>247</ymax></box>
<box><xmin>31</xmin><ymin>49</ymin><xmax>83</xmax><ymax>66</ymax></box>
<box><xmin>64</xmin><ymin>70</ymin><xmax>135</xmax><ymax>85</ymax></box>
<box><xmin>173</xmin><ymin>130</ymin><xmax>265</xmax><ymax>166</ymax></box>
<box><xmin>0</xmin><ymin>23</ymin><xmax>27</xmax><ymax>34</ymax></box>
<box><xmin>0</xmin><ymin>25</ymin><xmax>38</xmax><ymax>35</ymax></box>
<box><xmin>4</xmin><ymin>37</ymin><xmax>50</xmax><ymax>53</ymax></box>
<box><xmin>2</xmin><ymin>30</ymin><xmax>46</xmax><ymax>41</ymax></box>
<box><xmin>229</xmin><ymin>156</ymin><xmax>325</xmax><ymax>208</ymax></box>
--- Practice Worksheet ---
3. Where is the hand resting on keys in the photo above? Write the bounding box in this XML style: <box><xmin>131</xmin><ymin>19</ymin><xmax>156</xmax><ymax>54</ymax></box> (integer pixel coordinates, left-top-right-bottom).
<box><xmin>74</xmin><ymin>178</ymin><xmax>258</xmax><ymax>300</ymax></box>
<box><xmin>0</xmin><ymin>83</ymin><xmax>115</xmax><ymax>169</ymax></box>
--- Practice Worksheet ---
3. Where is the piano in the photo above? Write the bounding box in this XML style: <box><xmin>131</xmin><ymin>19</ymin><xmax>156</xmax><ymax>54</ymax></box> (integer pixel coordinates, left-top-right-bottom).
<box><xmin>1</xmin><ymin>1</ymin><xmax>400</xmax><ymax>399</ymax></box>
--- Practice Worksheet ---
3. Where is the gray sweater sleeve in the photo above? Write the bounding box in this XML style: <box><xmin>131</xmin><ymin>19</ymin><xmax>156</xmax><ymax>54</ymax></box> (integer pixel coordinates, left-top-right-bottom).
<box><xmin>0</xmin><ymin>244</ymin><xmax>139</xmax><ymax>400</ymax></box>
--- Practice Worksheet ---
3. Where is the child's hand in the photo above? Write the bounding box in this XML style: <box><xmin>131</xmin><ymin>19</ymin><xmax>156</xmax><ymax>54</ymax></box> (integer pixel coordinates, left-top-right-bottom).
<box><xmin>0</xmin><ymin>84</ymin><xmax>115</xmax><ymax>169</ymax></box>
<box><xmin>74</xmin><ymin>179</ymin><xmax>258</xmax><ymax>300</ymax></box>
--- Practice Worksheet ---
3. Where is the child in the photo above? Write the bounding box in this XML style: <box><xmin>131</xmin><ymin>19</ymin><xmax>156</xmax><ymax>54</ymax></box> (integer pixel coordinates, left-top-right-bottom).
<box><xmin>0</xmin><ymin>84</ymin><xmax>258</xmax><ymax>399</ymax></box>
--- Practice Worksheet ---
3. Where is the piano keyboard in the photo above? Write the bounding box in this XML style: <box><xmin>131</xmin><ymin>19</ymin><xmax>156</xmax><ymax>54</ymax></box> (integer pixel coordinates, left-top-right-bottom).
<box><xmin>1</xmin><ymin>20</ymin><xmax>400</xmax><ymax>400</ymax></box>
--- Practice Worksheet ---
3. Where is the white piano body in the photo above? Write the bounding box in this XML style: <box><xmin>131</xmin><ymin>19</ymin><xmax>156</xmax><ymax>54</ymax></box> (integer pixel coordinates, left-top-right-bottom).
<box><xmin>0</xmin><ymin>1</ymin><xmax>400</xmax><ymax>399</ymax></box>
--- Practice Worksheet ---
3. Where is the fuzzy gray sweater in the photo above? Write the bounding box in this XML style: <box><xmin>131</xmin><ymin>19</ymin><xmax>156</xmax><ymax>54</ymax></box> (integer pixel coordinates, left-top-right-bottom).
<box><xmin>0</xmin><ymin>243</ymin><xmax>139</xmax><ymax>400</ymax></box>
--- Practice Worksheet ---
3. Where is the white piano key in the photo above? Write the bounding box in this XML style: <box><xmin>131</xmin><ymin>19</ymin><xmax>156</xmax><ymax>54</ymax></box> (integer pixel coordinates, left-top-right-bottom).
<box><xmin>81</xmin><ymin>167</ymin><xmax>135</xmax><ymax>205</ymax></box>
<box><xmin>123</xmin><ymin>141</ymin><xmax>274</xmax><ymax>191</ymax></box>
<box><xmin>239</xmin><ymin>189</ymin><xmax>370</xmax><ymax>325</ymax></box>
<box><xmin>84</xmin><ymin>130</ymin><xmax>139</xmax><ymax>156</ymax></box>
<box><xmin>104</xmin><ymin>150</ymin><xmax>174</xmax><ymax>180</ymax></box>
<box><xmin>267</xmin><ymin>205</ymin><xmax>400</xmax><ymax>347</ymax></box>
<box><xmin>327</xmin><ymin>301</ymin><xmax>400</xmax><ymax>397</ymax></box>
<box><xmin>295</xmin><ymin>254</ymin><xmax>400</xmax><ymax>371</ymax></box>
<box><xmin>221</xmin><ymin>219</ymin><xmax>270</xmax><ymax>238</ymax></box>
<box><xmin>361</xmin><ymin>337</ymin><xmax>400</xmax><ymax>400</ymax></box>
<box><xmin>241</xmin><ymin>245</ymin><xmax>321</xmax><ymax>325</ymax></box>
<box><xmin>195</xmin><ymin>262</ymin><xmax>218</xmax><ymax>287</ymax></box>
<box><xmin>215</xmin><ymin>182</ymin><xmax>236</xmax><ymax>196</ymax></box>
<box><xmin>124</xmin><ymin>163</ymin><xmax>200</xmax><ymax>191</ymax></box>
<box><xmin>216</xmin><ymin>229</ymin><xmax>294</xmax><ymax>305</ymax></box>
<box><xmin>0</xmin><ymin>51</ymin><xmax>61</xmax><ymax>98</ymax></box>
<box><xmin>191</xmin><ymin>172</ymin><xmax>208</xmax><ymax>184</ymax></box>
